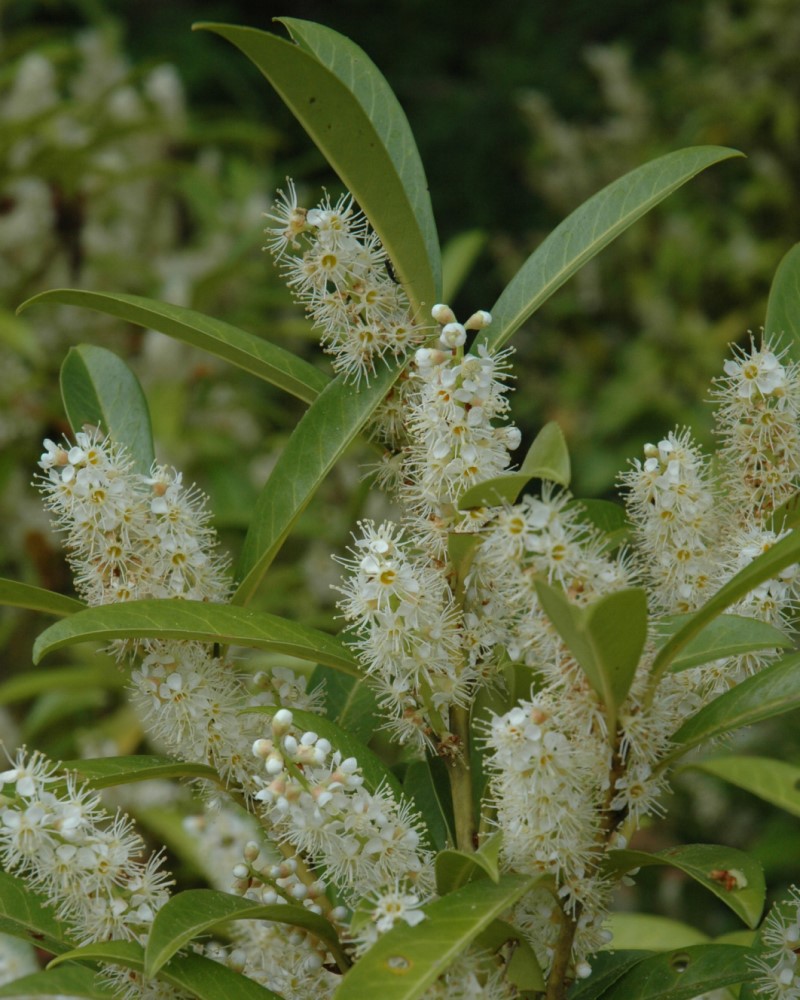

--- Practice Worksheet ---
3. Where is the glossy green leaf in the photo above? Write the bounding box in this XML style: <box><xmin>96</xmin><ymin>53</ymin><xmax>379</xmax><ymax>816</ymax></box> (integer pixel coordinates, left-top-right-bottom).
<box><xmin>233</xmin><ymin>362</ymin><xmax>401</xmax><ymax>604</ymax></box>
<box><xmin>19</xmin><ymin>289</ymin><xmax>328</xmax><ymax>404</ymax></box>
<box><xmin>441</xmin><ymin>230</ymin><xmax>486</xmax><ymax>302</ymax></box>
<box><xmin>48</xmin><ymin>940</ymin><xmax>280</xmax><ymax>999</ymax></box>
<box><xmin>651</xmin><ymin>529</ymin><xmax>800</xmax><ymax>679</ymax></box>
<box><xmin>685</xmin><ymin>755</ymin><xmax>800</xmax><ymax>818</ymax></box>
<box><xmin>60</xmin><ymin>754</ymin><xmax>223</xmax><ymax>791</ymax></box>
<box><xmin>568</xmin><ymin>950</ymin><xmax>657</xmax><ymax>1000</ymax></box>
<box><xmin>197</xmin><ymin>20</ymin><xmax>439</xmax><ymax>313</ymax></box>
<box><xmin>607</xmin><ymin>844</ymin><xmax>765</xmax><ymax>928</ymax></box>
<box><xmin>654</xmin><ymin>614</ymin><xmax>793</xmax><ymax>672</ymax></box>
<box><xmin>765</xmin><ymin>242</ymin><xmax>800</xmax><ymax>352</ymax></box>
<box><xmin>598</xmin><ymin>944</ymin><xmax>751</xmax><ymax>1000</ymax></box>
<box><xmin>0</xmin><ymin>665</ymin><xmax>126</xmax><ymax>706</ymax></box>
<box><xmin>146</xmin><ymin>889</ymin><xmax>348</xmax><ymax>977</ymax></box>
<box><xmin>0</xmin><ymin>871</ymin><xmax>76</xmax><ymax>957</ymax></box>
<box><xmin>32</xmin><ymin>599</ymin><xmax>359</xmax><ymax>676</ymax></box>
<box><xmin>59</xmin><ymin>345</ymin><xmax>154</xmax><ymax>475</ymax></box>
<box><xmin>244</xmin><ymin>705</ymin><xmax>404</xmax><ymax>800</ymax></box>
<box><xmin>669</xmin><ymin>652</ymin><xmax>800</xmax><ymax>755</ymax></box>
<box><xmin>473</xmin><ymin>919</ymin><xmax>545</xmax><ymax>992</ymax></box>
<box><xmin>334</xmin><ymin>873</ymin><xmax>538</xmax><ymax>1000</ymax></box>
<box><xmin>458</xmin><ymin>421</ymin><xmax>570</xmax><ymax>509</ymax></box>
<box><xmin>0</xmin><ymin>966</ymin><xmax>115</xmax><ymax>999</ymax></box>
<box><xmin>310</xmin><ymin>665</ymin><xmax>381</xmax><ymax>743</ymax></box>
<box><xmin>534</xmin><ymin>579</ymin><xmax>648</xmax><ymax>719</ymax></box>
<box><xmin>474</xmin><ymin>146</ymin><xmax>743</xmax><ymax>353</ymax></box>
<box><xmin>435</xmin><ymin>839</ymin><xmax>501</xmax><ymax>895</ymax></box>
<box><xmin>0</xmin><ymin>578</ymin><xmax>83</xmax><ymax>617</ymax></box>
<box><xmin>403</xmin><ymin>759</ymin><xmax>453</xmax><ymax>852</ymax></box>
<box><xmin>605</xmin><ymin>913</ymin><xmax>708</xmax><ymax>951</ymax></box>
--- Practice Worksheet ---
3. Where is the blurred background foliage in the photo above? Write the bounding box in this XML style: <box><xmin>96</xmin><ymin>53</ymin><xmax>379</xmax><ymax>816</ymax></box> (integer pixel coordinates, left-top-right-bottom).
<box><xmin>1</xmin><ymin>0</ymin><xmax>800</xmax><ymax>941</ymax></box>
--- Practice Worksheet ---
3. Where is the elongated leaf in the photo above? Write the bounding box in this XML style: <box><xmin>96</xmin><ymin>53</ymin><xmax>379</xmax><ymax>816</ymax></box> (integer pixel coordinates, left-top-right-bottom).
<box><xmin>473</xmin><ymin>919</ymin><xmax>545</xmax><ymax>991</ymax></box>
<box><xmin>435</xmin><ymin>839</ymin><xmax>501</xmax><ymax>895</ymax></box>
<box><xmin>652</xmin><ymin>529</ymin><xmax>800</xmax><ymax>679</ymax></box>
<box><xmin>607</xmin><ymin>844</ymin><xmax>764</xmax><ymax>928</ymax></box>
<box><xmin>61</xmin><ymin>754</ymin><xmax>223</xmax><ymax>790</ymax></box>
<box><xmin>441</xmin><ymin>230</ymin><xmax>486</xmax><ymax>302</ymax></box>
<box><xmin>0</xmin><ymin>665</ymin><xmax>126</xmax><ymax>706</ymax></box>
<box><xmin>669</xmin><ymin>652</ymin><xmax>800</xmax><ymax>755</ymax></box>
<box><xmin>685</xmin><ymin>755</ymin><xmax>800</xmax><ymax>818</ymax></box>
<box><xmin>310</xmin><ymin>665</ymin><xmax>381</xmax><ymax>743</ymax></box>
<box><xmin>0</xmin><ymin>965</ymin><xmax>115</xmax><ymax>999</ymax></box>
<box><xmin>458</xmin><ymin>421</ymin><xmax>570</xmax><ymax>508</ymax></box>
<box><xmin>403</xmin><ymin>759</ymin><xmax>453</xmax><ymax>852</ymax></box>
<box><xmin>606</xmin><ymin>913</ymin><xmax>708</xmax><ymax>951</ymax></box>
<box><xmin>568</xmin><ymin>499</ymin><xmax>632</xmax><ymax>552</ymax></box>
<box><xmin>0</xmin><ymin>871</ymin><xmax>75</xmax><ymax>957</ymax></box>
<box><xmin>19</xmin><ymin>289</ymin><xmax>328</xmax><ymax>404</ymax></box>
<box><xmin>60</xmin><ymin>345</ymin><xmax>154</xmax><ymax>475</ymax></box>
<box><xmin>568</xmin><ymin>950</ymin><xmax>657</xmax><ymax>1000</ymax></box>
<box><xmin>598</xmin><ymin>944</ymin><xmax>751</xmax><ymax>1000</ymax></box>
<box><xmin>534</xmin><ymin>579</ymin><xmax>647</xmax><ymax>718</ymax></box>
<box><xmin>197</xmin><ymin>20</ymin><xmax>439</xmax><ymax>313</ymax></box>
<box><xmin>0</xmin><ymin>578</ymin><xmax>83</xmax><ymax>617</ymax></box>
<box><xmin>334</xmin><ymin>874</ymin><xmax>538</xmax><ymax>1000</ymax></box>
<box><xmin>32</xmin><ymin>599</ymin><xmax>359</xmax><ymax>676</ymax></box>
<box><xmin>475</xmin><ymin>146</ymin><xmax>742</xmax><ymax>353</ymax></box>
<box><xmin>765</xmin><ymin>242</ymin><xmax>800</xmax><ymax>351</ymax></box>
<box><xmin>234</xmin><ymin>362</ymin><xmax>400</xmax><ymax>603</ymax></box>
<box><xmin>146</xmin><ymin>889</ymin><xmax>348</xmax><ymax>977</ymax></box>
<box><xmin>654</xmin><ymin>614</ymin><xmax>793</xmax><ymax>672</ymax></box>
<box><xmin>244</xmin><ymin>705</ymin><xmax>404</xmax><ymax>800</ymax></box>
<box><xmin>49</xmin><ymin>940</ymin><xmax>280</xmax><ymax>999</ymax></box>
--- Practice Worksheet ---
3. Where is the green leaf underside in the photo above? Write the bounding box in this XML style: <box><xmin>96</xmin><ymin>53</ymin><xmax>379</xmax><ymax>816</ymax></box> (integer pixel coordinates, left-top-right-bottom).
<box><xmin>568</xmin><ymin>950</ymin><xmax>658</xmax><ymax>1000</ymax></box>
<box><xmin>61</xmin><ymin>754</ymin><xmax>223</xmax><ymax>790</ymax></box>
<box><xmin>48</xmin><ymin>940</ymin><xmax>280</xmax><ymax>999</ymax></box>
<box><xmin>765</xmin><ymin>242</ymin><xmax>800</xmax><ymax>352</ymax></box>
<box><xmin>196</xmin><ymin>20</ymin><xmax>439</xmax><ymax>314</ymax></box>
<box><xmin>32</xmin><ymin>599</ymin><xmax>359</xmax><ymax>676</ymax></box>
<box><xmin>145</xmin><ymin>889</ymin><xmax>348</xmax><ymax>977</ymax></box>
<box><xmin>652</xmin><ymin>529</ymin><xmax>800</xmax><ymax>677</ymax></box>
<box><xmin>597</xmin><ymin>944</ymin><xmax>751</xmax><ymax>1000</ymax></box>
<box><xmin>60</xmin><ymin>345</ymin><xmax>154</xmax><ymax>475</ymax></box>
<box><xmin>0</xmin><ymin>871</ymin><xmax>76</xmax><ymax>958</ymax></box>
<box><xmin>607</xmin><ymin>844</ymin><xmax>765</xmax><ymax>928</ymax></box>
<box><xmin>473</xmin><ymin>919</ymin><xmax>545</xmax><ymax>991</ymax></box>
<box><xmin>458</xmin><ymin>421</ymin><xmax>570</xmax><ymax>509</ymax></box>
<box><xmin>475</xmin><ymin>146</ymin><xmax>743</xmax><ymax>353</ymax></box>
<box><xmin>534</xmin><ymin>579</ymin><xmax>647</xmax><ymax>713</ymax></box>
<box><xmin>243</xmin><ymin>705</ymin><xmax>404</xmax><ymax>801</ymax></box>
<box><xmin>333</xmin><ymin>874</ymin><xmax>539</xmax><ymax>1000</ymax></box>
<box><xmin>233</xmin><ymin>361</ymin><xmax>402</xmax><ymax>604</ymax></box>
<box><xmin>669</xmin><ymin>651</ymin><xmax>800</xmax><ymax>753</ymax></box>
<box><xmin>0</xmin><ymin>578</ymin><xmax>84</xmax><ymax>617</ymax></box>
<box><xmin>685</xmin><ymin>754</ymin><xmax>800</xmax><ymax>818</ymax></box>
<box><xmin>0</xmin><ymin>966</ymin><xmax>115</xmax><ymax>999</ymax></box>
<box><xmin>654</xmin><ymin>613</ymin><xmax>793</xmax><ymax>672</ymax></box>
<box><xmin>19</xmin><ymin>289</ymin><xmax>328</xmax><ymax>404</ymax></box>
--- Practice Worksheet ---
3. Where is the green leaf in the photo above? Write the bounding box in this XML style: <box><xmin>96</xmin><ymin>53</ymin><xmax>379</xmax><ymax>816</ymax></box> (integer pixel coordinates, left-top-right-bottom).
<box><xmin>684</xmin><ymin>755</ymin><xmax>800</xmax><ymax>818</ymax></box>
<box><xmin>197</xmin><ymin>20</ymin><xmax>439</xmax><ymax>314</ymax></box>
<box><xmin>403</xmin><ymin>759</ymin><xmax>453</xmax><ymax>852</ymax></box>
<box><xmin>669</xmin><ymin>652</ymin><xmax>800</xmax><ymax>755</ymax></box>
<box><xmin>472</xmin><ymin>919</ymin><xmax>545</xmax><ymax>992</ymax></box>
<box><xmin>568</xmin><ymin>950</ymin><xmax>657</xmax><ymax>1000</ymax></box>
<box><xmin>765</xmin><ymin>242</ymin><xmax>800</xmax><ymax>351</ymax></box>
<box><xmin>233</xmin><ymin>362</ymin><xmax>401</xmax><ymax>604</ymax></box>
<box><xmin>597</xmin><ymin>944</ymin><xmax>751</xmax><ymax>1000</ymax></box>
<box><xmin>568</xmin><ymin>499</ymin><xmax>632</xmax><ymax>552</ymax></box>
<box><xmin>32</xmin><ymin>599</ymin><xmax>359</xmax><ymax>677</ymax></box>
<box><xmin>534</xmin><ymin>579</ymin><xmax>648</xmax><ymax>720</ymax></box>
<box><xmin>310</xmin><ymin>665</ymin><xmax>381</xmax><ymax>743</ymax></box>
<box><xmin>146</xmin><ymin>888</ymin><xmax>348</xmax><ymax>977</ymax></box>
<box><xmin>0</xmin><ymin>578</ymin><xmax>84</xmax><ymax>617</ymax></box>
<box><xmin>48</xmin><ymin>940</ymin><xmax>281</xmax><ymax>999</ymax></box>
<box><xmin>59</xmin><ymin>345</ymin><xmax>154</xmax><ymax>475</ymax></box>
<box><xmin>441</xmin><ymin>230</ymin><xmax>486</xmax><ymax>303</ymax></box>
<box><xmin>607</xmin><ymin>844</ymin><xmax>765</xmax><ymax>928</ymax></box>
<box><xmin>60</xmin><ymin>754</ymin><xmax>223</xmax><ymax>791</ymax></box>
<box><xmin>19</xmin><ymin>289</ymin><xmax>328</xmax><ymax>405</ymax></box>
<box><xmin>0</xmin><ymin>966</ymin><xmax>115</xmax><ymax>999</ymax></box>
<box><xmin>654</xmin><ymin>614</ymin><xmax>793</xmax><ymax>672</ymax></box>
<box><xmin>0</xmin><ymin>871</ymin><xmax>76</xmax><ymax>957</ymax></box>
<box><xmin>651</xmin><ymin>529</ymin><xmax>800</xmax><ymax>679</ymax></box>
<box><xmin>435</xmin><ymin>838</ymin><xmax>501</xmax><ymax>895</ymax></box>
<box><xmin>605</xmin><ymin>913</ymin><xmax>708</xmax><ymax>950</ymax></box>
<box><xmin>458</xmin><ymin>421</ymin><xmax>570</xmax><ymax>509</ymax></box>
<box><xmin>0</xmin><ymin>665</ymin><xmax>126</xmax><ymax>706</ymax></box>
<box><xmin>333</xmin><ymin>873</ymin><xmax>539</xmax><ymax>1000</ymax></box>
<box><xmin>244</xmin><ymin>705</ymin><xmax>404</xmax><ymax>801</ymax></box>
<box><xmin>475</xmin><ymin>146</ymin><xmax>743</xmax><ymax>353</ymax></box>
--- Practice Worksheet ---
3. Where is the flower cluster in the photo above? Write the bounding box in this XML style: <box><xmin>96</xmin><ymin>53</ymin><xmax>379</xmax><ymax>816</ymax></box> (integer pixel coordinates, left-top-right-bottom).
<box><xmin>749</xmin><ymin>889</ymin><xmax>800</xmax><ymax>998</ymax></box>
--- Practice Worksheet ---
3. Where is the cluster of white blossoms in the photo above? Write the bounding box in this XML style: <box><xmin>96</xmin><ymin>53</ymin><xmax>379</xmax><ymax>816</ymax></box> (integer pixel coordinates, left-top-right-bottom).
<box><xmin>750</xmin><ymin>890</ymin><xmax>800</xmax><ymax>998</ymax></box>
<box><xmin>264</xmin><ymin>181</ymin><xmax>426</xmax><ymax>381</ymax></box>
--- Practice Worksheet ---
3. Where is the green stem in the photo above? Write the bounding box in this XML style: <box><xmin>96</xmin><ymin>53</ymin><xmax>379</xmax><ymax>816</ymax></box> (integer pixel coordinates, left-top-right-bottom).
<box><xmin>447</xmin><ymin>703</ymin><xmax>476</xmax><ymax>852</ymax></box>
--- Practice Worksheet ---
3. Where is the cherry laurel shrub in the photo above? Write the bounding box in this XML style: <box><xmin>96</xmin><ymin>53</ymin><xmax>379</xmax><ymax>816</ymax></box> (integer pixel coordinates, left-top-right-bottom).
<box><xmin>2</xmin><ymin>17</ymin><xmax>800</xmax><ymax>1000</ymax></box>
